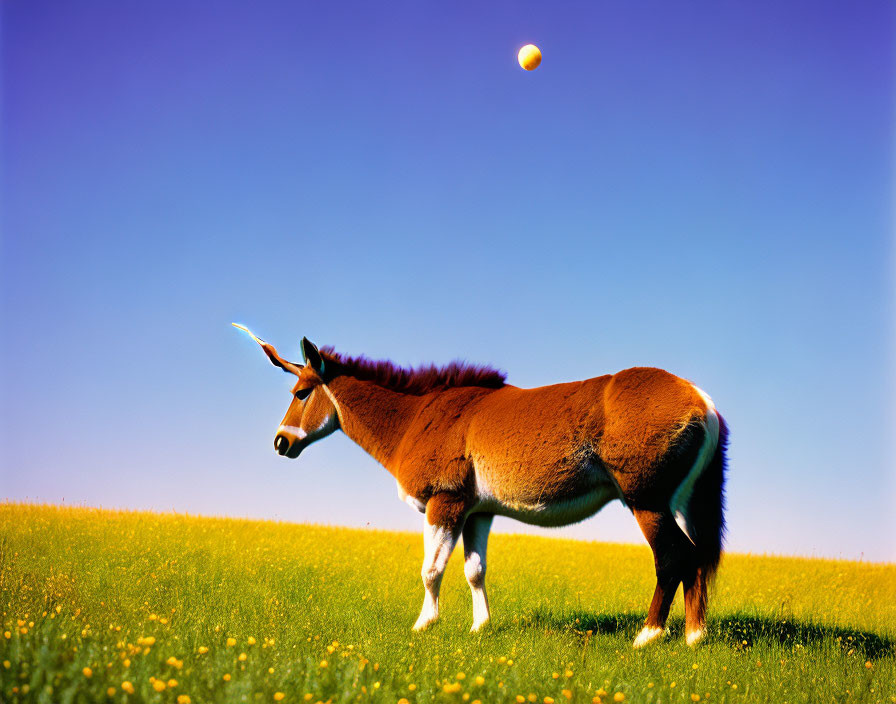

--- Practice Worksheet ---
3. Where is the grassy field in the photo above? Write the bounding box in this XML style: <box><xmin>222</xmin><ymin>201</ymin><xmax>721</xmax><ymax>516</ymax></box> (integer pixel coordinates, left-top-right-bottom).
<box><xmin>1</xmin><ymin>504</ymin><xmax>893</xmax><ymax>704</ymax></box>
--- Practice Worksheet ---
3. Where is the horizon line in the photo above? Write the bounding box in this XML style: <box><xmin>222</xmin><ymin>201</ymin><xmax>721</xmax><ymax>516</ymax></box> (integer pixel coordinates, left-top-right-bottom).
<box><xmin>4</xmin><ymin>500</ymin><xmax>893</xmax><ymax>568</ymax></box>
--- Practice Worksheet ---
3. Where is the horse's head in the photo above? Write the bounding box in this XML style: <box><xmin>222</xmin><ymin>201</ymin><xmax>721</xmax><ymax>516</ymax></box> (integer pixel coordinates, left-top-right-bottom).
<box><xmin>233</xmin><ymin>324</ymin><xmax>339</xmax><ymax>459</ymax></box>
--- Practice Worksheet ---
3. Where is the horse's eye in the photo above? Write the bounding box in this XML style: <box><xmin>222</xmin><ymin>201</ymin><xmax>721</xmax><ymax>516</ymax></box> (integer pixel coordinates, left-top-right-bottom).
<box><xmin>294</xmin><ymin>388</ymin><xmax>313</xmax><ymax>401</ymax></box>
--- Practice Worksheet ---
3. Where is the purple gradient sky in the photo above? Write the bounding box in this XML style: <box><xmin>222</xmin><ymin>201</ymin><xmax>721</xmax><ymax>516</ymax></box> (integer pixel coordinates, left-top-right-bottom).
<box><xmin>2</xmin><ymin>1</ymin><xmax>894</xmax><ymax>561</ymax></box>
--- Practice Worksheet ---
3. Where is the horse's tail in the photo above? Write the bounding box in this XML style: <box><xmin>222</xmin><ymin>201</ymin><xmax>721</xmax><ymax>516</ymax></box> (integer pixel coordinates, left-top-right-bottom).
<box><xmin>669</xmin><ymin>394</ymin><xmax>728</xmax><ymax>581</ymax></box>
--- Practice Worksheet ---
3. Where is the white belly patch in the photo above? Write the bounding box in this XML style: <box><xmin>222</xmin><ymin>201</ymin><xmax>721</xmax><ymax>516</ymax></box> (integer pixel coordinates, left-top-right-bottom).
<box><xmin>488</xmin><ymin>485</ymin><xmax>620</xmax><ymax>527</ymax></box>
<box><xmin>472</xmin><ymin>452</ymin><xmax>622</xmax><ymax>528</ymax></box>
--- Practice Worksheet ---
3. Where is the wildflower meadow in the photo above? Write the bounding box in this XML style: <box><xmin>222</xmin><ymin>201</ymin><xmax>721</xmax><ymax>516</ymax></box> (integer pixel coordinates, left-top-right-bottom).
<box><xmin>1</xmin><ymin>503</ymin><xmax>893</xmax><ymax>703</ymax></box>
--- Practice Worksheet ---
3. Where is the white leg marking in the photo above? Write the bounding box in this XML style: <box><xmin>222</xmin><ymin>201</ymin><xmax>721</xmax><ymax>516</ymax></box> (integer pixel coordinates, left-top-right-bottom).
<box><xmin>413</xmin><ymin>520</ymin><xmax>458</xmax><ymax>631</ymax></box>
<box><xmin>462</xmin><ymin>514</ymin><xmax>493</xmax><ymax>632</ymax></box>
<box><xmin>686</xmin><ymin>627</ymin><xmax>706</xmax><ymax>646</ymax></box>
<box><xmin>633</xmin><ymin>625</ymin><xmax>665</xmax><ymax>648</ymax></box>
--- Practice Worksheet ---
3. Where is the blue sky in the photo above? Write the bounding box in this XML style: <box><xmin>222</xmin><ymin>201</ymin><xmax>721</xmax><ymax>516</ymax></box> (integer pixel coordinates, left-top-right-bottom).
<box><xmin>2</xmin><ymin>1</ymin><xmax>893</xmax><ymax>561</ymax></box>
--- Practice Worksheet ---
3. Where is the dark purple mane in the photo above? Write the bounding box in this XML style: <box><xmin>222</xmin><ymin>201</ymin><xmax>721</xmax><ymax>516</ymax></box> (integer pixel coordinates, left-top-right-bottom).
<box><xmin>319</xmin><ymin>347</ymin><xmax>507</xmax><ymax>396</ymax></box>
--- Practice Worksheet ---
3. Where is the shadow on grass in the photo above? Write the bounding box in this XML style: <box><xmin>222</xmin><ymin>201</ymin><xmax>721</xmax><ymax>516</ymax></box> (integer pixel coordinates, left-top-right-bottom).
<box><xmin>518</xmin><ymin>609</ymin><xmax>895</xmax><ymax>660</ymax></box>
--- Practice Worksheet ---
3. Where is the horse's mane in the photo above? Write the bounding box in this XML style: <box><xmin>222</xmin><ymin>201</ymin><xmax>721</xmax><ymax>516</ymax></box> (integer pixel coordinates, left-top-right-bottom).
<box><xmin>319</xmin><ymin>347</ymin><xmax>507</xmax><ymax>396</ymax></box>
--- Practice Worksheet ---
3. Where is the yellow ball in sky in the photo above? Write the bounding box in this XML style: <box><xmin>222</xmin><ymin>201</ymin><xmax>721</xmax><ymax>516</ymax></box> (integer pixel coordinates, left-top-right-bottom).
<box><xmin>517</xmin><ymin>44</ymin><xmax>542</xmax><ymax>71</ymax></box>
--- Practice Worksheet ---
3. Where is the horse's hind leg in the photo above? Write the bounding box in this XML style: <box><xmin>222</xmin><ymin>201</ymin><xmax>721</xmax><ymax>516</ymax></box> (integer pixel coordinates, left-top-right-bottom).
<box><xmin>632</xmin><ymin>509</ymin><xmax>694</xmax><ymax>648</ymax></box>
<box><xmin>683</xmin><ymin>565</ymin><xmax>708</xmax><ymax>645</ymax></box>
<box><xmin>462</xmin><ymin>513</ymin><xmax>493</xmax><ymax>632</ymax></box>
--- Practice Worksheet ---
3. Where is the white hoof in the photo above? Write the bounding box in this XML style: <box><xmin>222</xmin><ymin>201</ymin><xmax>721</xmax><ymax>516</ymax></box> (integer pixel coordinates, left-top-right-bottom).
<box><xmin>412</xmin><ymin>617</ymin><xmax>438</xmax><ymax>631</ymax></box>
<box><xmin>633</xmin><ymin>625</ymin><xmax>665</xmax><ymax>649</ymax></box>
<box><xmin>470</xmin><ymin>618</ymin><xmax>490</xmax><ymax>633</ymax></box>
<box><xmin>686</xmin><ymin>628</ymin><xmax>706</xmax><ymax>646</ymax></box>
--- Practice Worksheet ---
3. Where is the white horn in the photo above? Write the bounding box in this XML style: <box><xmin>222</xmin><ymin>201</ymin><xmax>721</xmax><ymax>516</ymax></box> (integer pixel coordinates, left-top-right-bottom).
<box><xmin>232</xmin><ymin>322</ymin><xmax>266</xmax><ymax>345</ymax></box>
<box><xmin>232</xmin><ymin>322</ymin><xmax>303</xmax><ymax>375</ymax></box>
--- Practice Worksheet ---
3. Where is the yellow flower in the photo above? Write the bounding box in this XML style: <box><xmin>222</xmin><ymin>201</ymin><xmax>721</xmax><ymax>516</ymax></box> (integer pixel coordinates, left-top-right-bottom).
<box><xmin>167</xmin><ymin>679</ymin><xmax>178</xmax><ymax>688</ymax></box>
<box><xmin>865</xmin><ymin>661</ymin><xmax>873</xmax><ymax>669</ymax></box>
<box><xmin>153</xmin><ymin>680</ymin><xmax>167</xmax><ymax>692</ymax></box>
<box><xmin>527</xmin><ymin>695</ymin><xmax>536</xmax><ymax>703</ymax></box>
<box><xmin>614</xmin><ymin>694</ymin><xmax>625</xmax><ymax>702</ymax></box>
<box><xmin>507</xmin><ymin>659</ymin><xmax>514</xmax><ymax>666</ymax></box>
<box><xmin>692</xmin><ymin>663</ymin><xmax>699</xmax><ymax>670</ymax></box>
<box><xmin>319</xmin><ymin>660</ymin><xmax>328</xmax><ymax>668</ymax></box>
<box><xmin>2</xmin><ymin>661</ymin><xmax>9</xmax><ymax>669</ymax></box>
<box><xmin>248</xmin><ymin>637</ymin><xmax>257</xmax><ymax>645</ymax></box>
<box><xmin>177</xmin><ymin>696</ymin><xmax>191</xmax><ymax>704</ymax></box>
<box><xmin>596</xmin><ymin>690</ymin><xmax>607</xmax><ymax>698</ymax></box>
<box><xmin>269</xmin><ymin>667</ymin><xmax>275</xmax><ymax>674</ymax></box>
<box><xmin>226</xmin><ymin>637</ymin><xmax>237</xmax><ymax>647</ymax></box>
<box><xmin>552</xmin><ymin>672</ymin><xmax>560</xmax><ymax>679</ymax></box>
<box><xmin>562</xmin><ymin>691</ymin><xmax>573</xmax><ymax>701</ymax></box>
<box><xmin>107</xmin><ymin>687</ymin><xmax>116</xmax><ymax>696</ymax></box>
<box><xmin>565</xmin><ymin>669</ymin><xmax>573</xmax><ymax>677</ymax></box>
<box><xmin>166</xmin><ymin>656</ymin><xmax>183</xmax><ymax>669</ymax></box>
<box><xmin>498</xmin><ymin>656</ymin><xmax>507</xmax><ymax>664</ymax></box>
<box><xmin>198</xmin><ymin>646</ymin><xmax>208</xmax><ymax>654</ymax></box>
<box><xmin>475</xmin><ymin>676</ymin><xmax>485</xmax><ymax>685</ymax></box>
<box><xmin>223</xmin><ymin>673</ymin><xmax>231</xmax><ymax>682</ymax></box>
<box><xmin>3</xmin><ymin>632</ymin><xmax>10</xmax><ymax>640</ymax></box>
<box><xmin>592</xmin><ymin>698</ymin><xmax>602</xmax><ymax>704</ymax></box>
<box><xmin>691</xmin><ymin>696</ymin><xmax>701</xmax><ymax>702</ymax></box>
<box><xmin>82</xmin><ymin>667</ymin><xmax>93</xmax><ymax>678</ymax></box>
<box><xmin>409</xmin><ymin>684</ymin><xmax>417</xmax><ymax>691</ymax></box>
<box><xmin>457</xmin><ymin>672</ymin><xmax>466</xmax><ymax>680</ymax></box>
<box><xmin>545</xmin><ymin>698</ymin><xmax>555</xmax><ymax>704</ymax></box>
<box><xmin>444</xmin><ymin>683</ymin><xmax>462</xmax><ymax>694</ymax></box>
<box><xmin>398</xmin><ymin>699</ymin><xmax>410</xmax><ymax>704</ymax></box>
<box><xmin>303</xmin><ymin>696</ymin><xmax>313</xmax><ymax>702</ymax></box>
<box><xmin>516</xmin><ymin>697</ymin><xmax>526</xmax><ymax>703</ymax></box>
<box><xmin>274</xmin><ymin>694</ymin><xmax>285</xmax><ymax>702</ymax></box>
<box><xmin>121</xmin><ymin>681</ymin><xmax>134</xmax><ymax>694</ymax></box>
<box><xmin>239</xmin><ymin>653</ymin><xmax>248</xmax><ymax>661</ymax></box>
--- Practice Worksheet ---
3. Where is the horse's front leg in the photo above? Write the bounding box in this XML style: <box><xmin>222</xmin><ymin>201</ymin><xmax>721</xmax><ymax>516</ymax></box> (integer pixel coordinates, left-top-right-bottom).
<box><xmin>412</xmin><ymin>494</ymin><xmax>465</xmax><ymax>631</ymax></box>
<box><xmin>462</xmin><ymin>512</ymin><xmax>493</xmax><ymax>632</ymax></box>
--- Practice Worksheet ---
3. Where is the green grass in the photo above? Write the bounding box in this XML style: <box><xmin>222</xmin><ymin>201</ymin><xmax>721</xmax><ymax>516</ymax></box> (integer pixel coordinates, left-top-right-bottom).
<box><xmin>1</xmin><ymin>503</ymin><xmax>894</xmax><ymax>704</ymax></box>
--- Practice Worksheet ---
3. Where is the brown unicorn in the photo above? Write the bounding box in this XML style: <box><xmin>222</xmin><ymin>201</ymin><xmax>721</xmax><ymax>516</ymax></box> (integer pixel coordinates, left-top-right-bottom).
<box><xmin>233</xmin><ymin>324</ymin><xmax>728</xmax><ymax>647</ymax></box>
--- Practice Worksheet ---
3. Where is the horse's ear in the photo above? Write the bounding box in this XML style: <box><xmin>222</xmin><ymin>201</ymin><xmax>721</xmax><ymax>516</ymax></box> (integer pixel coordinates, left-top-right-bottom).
<box><xmin>301</xmin><ymin>337</ymin><xmax>325</xmax><ymax>374</ymax></box>
<box><xmin>232</xmin><ymin>323</ymin><xmax>303</xmax><ymax>375</ymax></box>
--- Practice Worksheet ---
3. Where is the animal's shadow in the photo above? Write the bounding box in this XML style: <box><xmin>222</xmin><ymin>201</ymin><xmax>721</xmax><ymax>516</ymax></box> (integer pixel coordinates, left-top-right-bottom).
<box><xmin>513</xmin><ymin>609</ymin><xmax>895</xmax><ymax>660</ymax></box>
